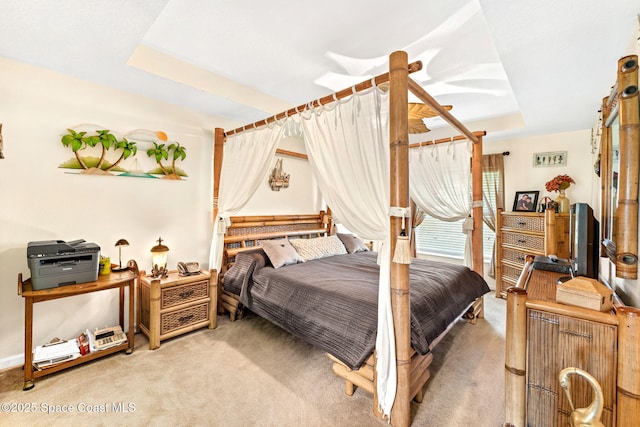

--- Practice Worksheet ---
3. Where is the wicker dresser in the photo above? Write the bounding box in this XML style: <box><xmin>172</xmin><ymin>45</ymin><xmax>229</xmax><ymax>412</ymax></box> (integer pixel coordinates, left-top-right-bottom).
<box><xmin>495</xmin><ymin>210</ymin><xmax>569</xmax><ymax>298</ymax></box>
<box><xmin>138</xmin><ymin>269</ymin><xmax>217</xmax><ymax>349</ymax></box>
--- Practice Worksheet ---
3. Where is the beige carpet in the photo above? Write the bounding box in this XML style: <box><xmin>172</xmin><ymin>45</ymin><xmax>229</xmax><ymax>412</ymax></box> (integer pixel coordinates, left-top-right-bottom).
<box><xmin>0</xmin><ymin>293</ymin><xmax>506</xmax><ymax>426</ymax></box>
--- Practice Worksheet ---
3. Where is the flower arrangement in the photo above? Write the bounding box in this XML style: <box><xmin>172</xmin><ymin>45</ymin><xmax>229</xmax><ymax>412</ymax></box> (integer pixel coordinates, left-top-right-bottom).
<box><xmin>545</xmin><ymin>174</ymin><xmax>575</xmax><ymax>192</ymax></box>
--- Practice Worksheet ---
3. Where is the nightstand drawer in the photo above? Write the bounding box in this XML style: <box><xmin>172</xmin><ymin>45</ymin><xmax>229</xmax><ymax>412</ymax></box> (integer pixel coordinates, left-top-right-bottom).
<box><xmin>161</xmin><ymin>280</ymin><xmax>209</xmax><ymax>309</ymax></box>
<box><xmin>502</xmin><ymin>231</ymin><xmax>544</xmax><ymax>252</ymax></box>
<box><xmin>161</xmin><ymin>302</ymin><xmax>210</xmax><ymax>335</ymax></box>
<box><xmin>502</xmin><ymin>215</ymin><xmax>544</xmax><ymax>232</ymax></box>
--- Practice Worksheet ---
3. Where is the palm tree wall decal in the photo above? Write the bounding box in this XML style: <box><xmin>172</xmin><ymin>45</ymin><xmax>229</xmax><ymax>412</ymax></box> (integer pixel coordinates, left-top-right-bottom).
<box><xmin>146</xmin><ymin>141</ymin><xmax>188</xmax><ymax>180</ymax></box>
<box><xmin>59</xmin><ymin>127</ymin><xmax>186</xmax><ymax>179</ymax></box>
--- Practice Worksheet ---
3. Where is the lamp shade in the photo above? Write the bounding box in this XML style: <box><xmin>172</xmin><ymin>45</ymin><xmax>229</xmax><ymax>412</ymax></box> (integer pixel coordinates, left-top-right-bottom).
<box><xmin>112</xmin><ymin>238</ymin><xmax>130</xmax><ymax>271</ymax></box>
<box><xmin>151</xmin><ymin>237</ymin><xmax>169</xmax><ymax>270</ymax></box>
<box><xmin>115</xmin><ymin>239</ymin><xmax>130</xmax><ymax>247</ymax></box>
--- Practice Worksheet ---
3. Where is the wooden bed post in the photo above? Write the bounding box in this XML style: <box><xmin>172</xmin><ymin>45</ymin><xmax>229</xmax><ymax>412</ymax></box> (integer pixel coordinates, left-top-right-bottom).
<box><xmin>213</xmin><ymin>128</ymin><xmax>225</xmax><ymax>224</ymax></box>
<box><xmin>389</xmin><ymin>50</ymin><xmax>412</xmax><ymax>427</ymax></box>
<box><xmin>471</xmin><ymin>136</ymin><xmax>484</xmax><ymax>278</ymax></box>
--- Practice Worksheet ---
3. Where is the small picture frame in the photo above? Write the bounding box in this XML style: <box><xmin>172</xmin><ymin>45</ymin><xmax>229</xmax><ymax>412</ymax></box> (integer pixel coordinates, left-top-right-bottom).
<box><xmin>533</xmin><ymin>151</ymin><xmax>567</xmax><ymax>167</ymax></box>
<box><xmin>513</xmin><ymin>191</ymin><xmax>539</xmax><ymax>212</ymax></box>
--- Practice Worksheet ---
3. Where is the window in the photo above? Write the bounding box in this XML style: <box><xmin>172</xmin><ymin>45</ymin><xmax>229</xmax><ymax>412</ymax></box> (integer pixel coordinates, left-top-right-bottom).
<box><xmin>415</xmin><ymin>215</ymin><xmax>495</xmax><ymax>261</ymax></box>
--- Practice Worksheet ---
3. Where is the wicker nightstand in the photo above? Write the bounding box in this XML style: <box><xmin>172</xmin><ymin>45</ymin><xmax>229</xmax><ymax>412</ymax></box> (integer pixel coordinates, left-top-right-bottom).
<box><xmin>138</xmin><ymin>269</ymin><xmax>217</xmax><ymax>349</ymax></box>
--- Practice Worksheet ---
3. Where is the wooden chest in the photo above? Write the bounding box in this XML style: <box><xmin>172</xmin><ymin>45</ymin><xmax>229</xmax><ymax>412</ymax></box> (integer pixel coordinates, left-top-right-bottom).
<box><xmin>138</xmin><ymin>269</ymin><xmax>217</xmax><ymax>349</ymax></box>
<box><xmin>495</xmin><ymin>210</ymin><xmax>569</xmax><ymax>298</ymax></box>
<box><xmin>556</xmin><ymin>276</ymin><xmax>614</xmax><ymax>312</ymax></box>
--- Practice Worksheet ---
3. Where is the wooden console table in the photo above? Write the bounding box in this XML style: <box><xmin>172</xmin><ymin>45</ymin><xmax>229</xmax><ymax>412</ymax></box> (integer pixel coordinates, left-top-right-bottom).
<box><xmin>504</xmin><ymin>256</ymin><xmax>640</xmax><ymax>426</ymax></box>
<box><xmin>18</xmin><ymin>260</ymin><xmax>137</xmax><ymax>391</ymax></box>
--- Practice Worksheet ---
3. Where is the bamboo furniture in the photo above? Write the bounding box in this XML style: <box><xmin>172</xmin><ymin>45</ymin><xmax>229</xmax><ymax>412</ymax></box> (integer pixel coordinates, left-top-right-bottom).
<box><xmin>18</xmin><ymin>260</ymin><xmax>138</xmax><ymax>391</ymax></box>
<box><xmin>219</xmin><ymin>212</ymin><xmax>485</xmax><ymax>418</ymax></box>
<box><xmin>495</xmin><ymin>209</ymin><xmax>570</xmax><ymax>298</ymax></box>
<box><xmin>504</xmin><ymin>256</ymin><xmax>640</xmax><ymax>426</ymax></box>
<box><xmin>213</xmin><ymin>51</ymin><xmax>486</xmax><ymax>427</ymax></box>
<box><xmin>599</xmin><ymin>54</ymin><xmax>639</xmax><ymax>279</ymax></box>
<box><xmin>138</xmin><ymin>269</ymin><xmax>217</xmax><ymax>350</ymax></box>
<box><xmin>218</xmin><ymin>212</ymin><xmax>330</xmax><ymax>321</ymax></box>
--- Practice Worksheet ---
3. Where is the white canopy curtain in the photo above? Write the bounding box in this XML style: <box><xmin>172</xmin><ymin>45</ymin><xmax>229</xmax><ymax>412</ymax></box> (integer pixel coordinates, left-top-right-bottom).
<box><xmin>208</xmin><ymin>124</ymin><xmax>283</xmax><ymax>271</ymax></box>
<box><xmin>409</xmin><ymin>140</ymin><xmax>473</xmax><ymax>266</ymax></box>
<box><xmin>297</xmin><ymin>86</ymin><xmax>397</xmax><ymax>418</ymax></box>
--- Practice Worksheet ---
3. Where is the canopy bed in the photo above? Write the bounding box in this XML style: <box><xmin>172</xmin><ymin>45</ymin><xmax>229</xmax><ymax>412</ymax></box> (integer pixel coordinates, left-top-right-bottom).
<box><xmin>209</xmin><ymin>51</ymin><xmax>488</xmax><ymax>426</ymax></box>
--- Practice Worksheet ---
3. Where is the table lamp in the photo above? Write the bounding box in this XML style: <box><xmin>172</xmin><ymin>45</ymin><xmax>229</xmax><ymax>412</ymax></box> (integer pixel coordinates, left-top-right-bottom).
<box><xmin>112</xmin><ymin>239</ymin><xmax>130</xmax><ymax>272</ymax></box>
<box><xmin>150</xmin><ymin>237</ymin><xmax>169</xmax><ymax>278</ymax></box>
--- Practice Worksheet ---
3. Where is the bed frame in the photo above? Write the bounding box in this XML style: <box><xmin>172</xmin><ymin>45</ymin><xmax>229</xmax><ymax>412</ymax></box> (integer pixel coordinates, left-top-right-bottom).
<box><xmin>212</xmin><ymin>51</ymin><xmax>487</xmax><ymax>426</ymax></box>
<box><xmin>218</xmin><ymin>211</ymin><xmax>331</xmax><ymax>321</ymax></box>
<box><xmin>217</xmin><ymin>211</ymin><xmax>485</xmax><ymax>407</ymax></box>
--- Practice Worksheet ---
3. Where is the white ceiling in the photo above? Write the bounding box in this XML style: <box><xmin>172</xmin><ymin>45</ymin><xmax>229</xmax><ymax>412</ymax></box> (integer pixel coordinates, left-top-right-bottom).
<box><xmin>0</xmin><ymin>0</ymin><xmax>637</xmax><ymax>142</ymax></box>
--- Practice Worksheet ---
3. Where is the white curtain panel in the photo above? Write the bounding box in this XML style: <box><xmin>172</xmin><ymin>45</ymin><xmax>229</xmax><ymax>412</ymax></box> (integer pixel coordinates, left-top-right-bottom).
<box><xmin>299</xmin><ymin>87</ymin><xmax>397</xmax><ymax>418</ymax></box>
<box><xmin>409</xmin><ymin>140</ymin><xmax>473</xmax><ymax>265</ymax></box>
<box><xmin>208</xmin><ymin>125</ymin><xmax>283</xmax><ymax>270</ymax></box>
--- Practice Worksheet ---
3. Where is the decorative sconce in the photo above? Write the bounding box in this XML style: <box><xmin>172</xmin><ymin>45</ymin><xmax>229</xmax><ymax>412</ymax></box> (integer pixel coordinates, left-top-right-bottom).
<box><xmin>150</xmin><ymin>237</ymin><xmax>169</xmax><ymax>278</ymax></box>
<box><xmin>268</xmin><ymin>158</ymin><xmax>290</xmax><ymax>191</ymax></box>
<box><xmin>113</xmin><ymin>238</ymin><xmax>130</xmax><ymax>271</ymax></box>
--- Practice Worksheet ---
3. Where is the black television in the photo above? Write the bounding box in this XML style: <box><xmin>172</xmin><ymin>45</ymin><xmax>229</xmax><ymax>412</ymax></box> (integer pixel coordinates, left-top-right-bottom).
<box><xmin>569</xmin><ymin>202</ymin><xmax>599</xmax><ymax>278</ymax></box>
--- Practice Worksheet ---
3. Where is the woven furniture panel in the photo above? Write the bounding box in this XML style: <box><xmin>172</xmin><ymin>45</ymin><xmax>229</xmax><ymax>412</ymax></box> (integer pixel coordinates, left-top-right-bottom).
<box><xmin>502</xmin><ymin>214</ymin><xmax>544</xmax><ymax>232</ymax></box>
<box><xmin>161</xmin><ymin>302</ymin><xmax>209</xmax><ymax>335</ymax></box>
<box><xmin>501</xmin><ymin>264</ymin><xmax>522</xmax><ymax>284</ymax></box>
<box><xmin>502</xmin><ymin>247</ymin><xmax>528</xmax><ymax>265</ymax></box>
<box><xmin>161</xmin><ymin>281</ymin><xmax>209</xmax><ymax>310</ymax></box>
<box><xmin>228</xmin><ymin>223</ymin><xmax>320</xmax><ymax>236</ymax></box>
<box><xmin>502</xmin><ymin>232</ymin><xmax>544</xmax><ymax>252</ymax></box>
<box><xmin>527</xmin><ymin>310</ymin><xmax>616</xmax><ymax>427</ymax></box>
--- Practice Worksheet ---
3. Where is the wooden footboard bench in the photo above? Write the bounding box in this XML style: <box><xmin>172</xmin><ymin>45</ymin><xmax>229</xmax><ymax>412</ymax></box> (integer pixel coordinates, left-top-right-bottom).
<box><xmin>328</xmin><ymin>295</ymin><xmax>484</xmax><ymax>406</ymax></box>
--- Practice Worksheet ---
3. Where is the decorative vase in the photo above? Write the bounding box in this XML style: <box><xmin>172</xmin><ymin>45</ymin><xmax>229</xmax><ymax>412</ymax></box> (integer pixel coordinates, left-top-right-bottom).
<box><xmin>556</xmin><ymin>189</ymin><xmax>570</xmax><ymax>213</ymax></box>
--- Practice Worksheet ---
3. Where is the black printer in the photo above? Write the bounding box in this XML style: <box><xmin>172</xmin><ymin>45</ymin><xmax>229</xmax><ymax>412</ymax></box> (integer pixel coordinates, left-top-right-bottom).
<box><xmin>27</xmin><ymin>239</ymin><xmax>101</xmax><ymax>290</ymax></box>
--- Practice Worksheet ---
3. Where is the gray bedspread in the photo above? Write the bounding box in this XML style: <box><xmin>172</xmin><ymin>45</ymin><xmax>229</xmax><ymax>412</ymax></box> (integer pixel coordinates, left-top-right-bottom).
<box><xmin>224</xmin><ymin>250</ymin><xmax>490</xmax><ymax>370</ymax></box>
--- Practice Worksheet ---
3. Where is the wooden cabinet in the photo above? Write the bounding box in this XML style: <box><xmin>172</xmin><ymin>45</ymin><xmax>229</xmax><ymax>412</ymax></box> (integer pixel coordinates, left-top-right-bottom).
<box><xmin>504</xmin><ymin>262</ymin><xmax>640</xmax><ymax>427</ymax></box>
<box><xmin>18</xmin><ymin>261</ymin><xmax>137</xmax><ymax>390</ymax></box>
<box><xmin>495</xmin><ymin>210</ymin><xmax>569</xmax><ymax>298</ymax></box>
<box><xmin>138</xmin><ymin>269</ymin><xmax>217</xmax><ymax>349</ymax></box>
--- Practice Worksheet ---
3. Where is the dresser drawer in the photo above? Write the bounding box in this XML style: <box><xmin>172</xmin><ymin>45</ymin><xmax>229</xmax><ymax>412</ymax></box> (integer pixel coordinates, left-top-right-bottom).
<box><xmin>161</xmin><ymin>280</ymin><xmax>210</xmax><ymax>309</ymax></box>
<box><xmin>502</xmin><ymin>231</ymin><xmax>544</xmax><ymax>252</ymax></box>
<box><xmin>502</xmin><ymin>215</ymin><xmax>544</xmax><ymax>232</ymax></box>
<box><xmin>161</xmin><ymin>302</ymin><xmax>210</xmax><ymax>335</ymax></box>
<box><xmin>501</xmin><ymin>263</ymin><xmax>523</xmax><ymax>285</ymax></box>
<box><xmin>502</xmin><ymin>247</ymin><xmax>528</xmax><ymax>265</ymax></box>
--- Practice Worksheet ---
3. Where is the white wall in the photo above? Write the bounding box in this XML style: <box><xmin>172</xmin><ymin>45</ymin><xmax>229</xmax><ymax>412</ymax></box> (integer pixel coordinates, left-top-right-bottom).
<box><xmin>0</xmin><ymin>58</ymin><xmax>322</xmax><ymax>369</ymax></box>
<box><xmin>238</xmin><ymin>136</ymin><xmax>323</xmax><ymax>215</ymax></box>
<box><xmin>486</xmin><ymin>129</ymin><xmax>594</xmax><ymax>211</ymax></box>
<box><xmin>0</xmin><ymin>58</ymin><xmax>222</xmax><ymax>368</ymax></box>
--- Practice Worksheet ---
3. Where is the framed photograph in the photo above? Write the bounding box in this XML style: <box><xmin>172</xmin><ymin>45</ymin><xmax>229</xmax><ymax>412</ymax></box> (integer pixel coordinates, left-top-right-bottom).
<box><xmin>533</xmin><ymin>151</ymin><xmax>567</xmax><ymax>167</ymax></box>
<box><xmin>513</xmin><ymin>191</ymin><xmax>539</xmax><ymax>212</ymax></box>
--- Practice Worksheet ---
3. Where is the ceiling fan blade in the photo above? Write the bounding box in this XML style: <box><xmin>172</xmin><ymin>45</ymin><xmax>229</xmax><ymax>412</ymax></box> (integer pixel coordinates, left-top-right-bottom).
<box><xmin>408</xmin><ymin>119</ymin><xmax>430</xmax><ymax>134</ymax></box>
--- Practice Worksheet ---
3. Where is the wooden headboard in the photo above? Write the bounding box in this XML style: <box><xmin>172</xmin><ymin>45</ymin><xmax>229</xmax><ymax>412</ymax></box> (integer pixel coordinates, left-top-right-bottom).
<box><xmin>220</xmin><ymin>211</ymin><xmax>331</xmax><ymax>277</ymax></box>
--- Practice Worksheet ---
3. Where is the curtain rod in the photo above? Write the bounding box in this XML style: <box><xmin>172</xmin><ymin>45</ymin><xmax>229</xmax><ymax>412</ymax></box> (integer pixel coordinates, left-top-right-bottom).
<box><xmin>408</xmin><ymin>131</ymin><xmax>487</xmax><ymax>149</ymax></box>
<box><xmin>225</xmin><ymin>60</ymin><xmax>423</xmax><ymax>137</ymax></box>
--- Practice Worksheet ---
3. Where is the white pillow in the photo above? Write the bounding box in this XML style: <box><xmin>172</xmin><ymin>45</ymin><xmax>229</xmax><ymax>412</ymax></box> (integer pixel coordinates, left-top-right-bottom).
<box><xmin>289</xmin><ymin>235</ymin><xmax>347</xmax><ymax>262</ymax></box>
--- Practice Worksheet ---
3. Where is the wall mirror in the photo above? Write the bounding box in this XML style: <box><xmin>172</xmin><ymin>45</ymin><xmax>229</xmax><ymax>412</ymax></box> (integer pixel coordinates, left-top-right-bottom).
<box><xmin>600</xmin><ymin>54</ymin><xmax>639</xmax><ymax>279</ymax></box>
